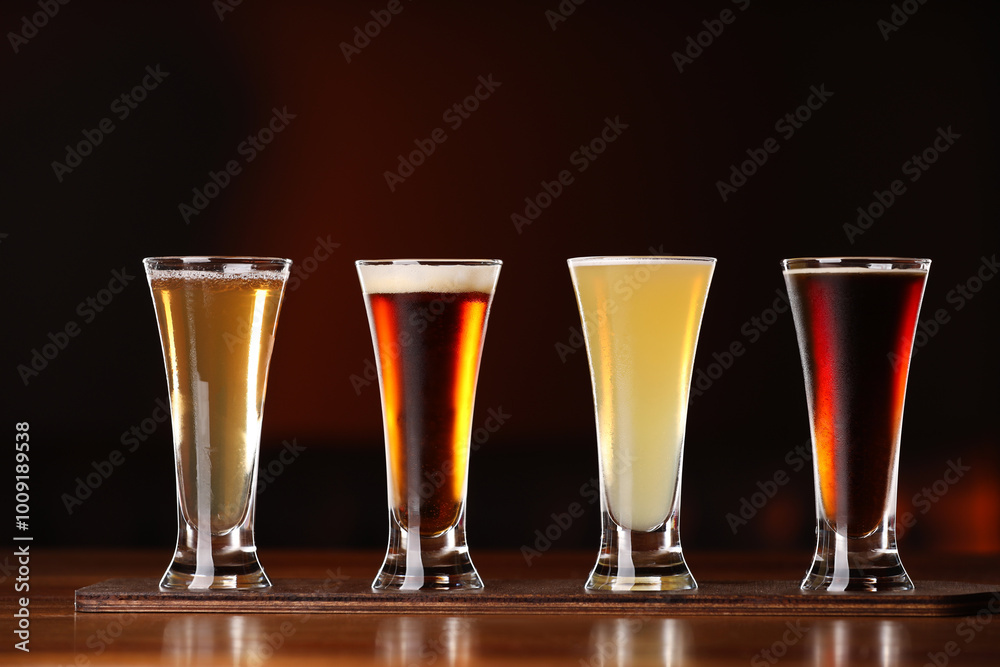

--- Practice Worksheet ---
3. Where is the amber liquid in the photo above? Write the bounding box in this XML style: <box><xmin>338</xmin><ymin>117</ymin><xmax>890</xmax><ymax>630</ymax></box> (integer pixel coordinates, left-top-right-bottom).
<box><xmin>149</xmin><ymin>271</ymin><xmax>285</xmax><ymax>535</ymax></box>
<box><xmin>366</xmin><ymin>291</ymin><xmax>490</xmax><ymax>538</ymax></box>
<box><xmin>786</xmin><ymin>268</ymin><xmax>926</xmax><ymax>538</ymax></box>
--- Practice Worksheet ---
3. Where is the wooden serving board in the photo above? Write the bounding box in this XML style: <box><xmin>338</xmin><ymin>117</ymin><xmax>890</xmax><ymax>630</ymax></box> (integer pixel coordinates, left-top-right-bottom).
<box><xmin>75</xmin><ymin>578</ymin><xmax>1000</xmax><ymax>617</ymax></box>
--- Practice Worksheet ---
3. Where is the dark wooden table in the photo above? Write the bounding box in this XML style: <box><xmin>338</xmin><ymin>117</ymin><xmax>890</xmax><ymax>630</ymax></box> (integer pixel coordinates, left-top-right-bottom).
<box><xmin>4</xmin><ymin>549</ymin><xmax>1000</xmax><ymax>665</ymax></box>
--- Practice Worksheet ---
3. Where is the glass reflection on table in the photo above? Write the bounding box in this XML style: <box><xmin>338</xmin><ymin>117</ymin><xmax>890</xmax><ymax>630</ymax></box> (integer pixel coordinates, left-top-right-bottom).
<box><xmin>585</xmin><ymin>618</ymin><xmax>690</xmax><ymax>667</ymax></box>
<box><xmin>810</xmin><ymin>619</ymin><xmax>906</xmax><ymax>667</ymax></box>
<box><xmin>375</xmin><ymin>616</ymin><xmax>474</xmax><ymax>667</ymax></box>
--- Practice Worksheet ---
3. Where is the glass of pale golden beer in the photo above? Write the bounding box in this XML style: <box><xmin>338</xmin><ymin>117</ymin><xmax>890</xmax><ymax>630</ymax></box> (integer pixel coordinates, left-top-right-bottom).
<box><xmin>357</xmin><ymin>259</ymin><xmax>501</xmax><ymax>591</ymax></box>
<box><xmin>144</xmin><ymin>256</ymin><xmax>291</xmax><ymax>589</ymax></box>
<box><xmin>568</xmin><ymin>256</ymin><xmax>715</xmax><ymax>591</ymax></box>
<box><xmin>784</xmin><ymin>257</ymin><xmax>929</xmax><ymax>591</ymax></box>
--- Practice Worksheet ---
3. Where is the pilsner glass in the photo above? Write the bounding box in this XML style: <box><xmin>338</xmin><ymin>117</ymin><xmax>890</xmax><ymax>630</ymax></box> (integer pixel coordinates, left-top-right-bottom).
<box><xmin>783</xmin><ymin>257</ymin><xmax>930</xmax><ymax>592</ymax></box>
<box><xmin>568</xmin><ymin>256</ymin><xmax>715</xmax><ymax>591</ymax></box>
<box><xmin>144</xmin><ymin>256</ymin><xmax>291</xmax><ymax>589</ymax></box>
<box><xmin>357</xmin><ymin>259</ymin><xmax>501</xmax><ymax>591</ymax></box>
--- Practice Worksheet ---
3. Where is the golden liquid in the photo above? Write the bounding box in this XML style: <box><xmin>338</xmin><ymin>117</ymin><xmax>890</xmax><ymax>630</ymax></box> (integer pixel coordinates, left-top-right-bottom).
<box><xmin>571</xmin><ymin>260</ymin><xmax>713</xmax><ymax>531</ymax></box>
<box><xmin>149</xmin><ymin>271</ymin><xmax>286</xmax><ymax>535</ymax></box>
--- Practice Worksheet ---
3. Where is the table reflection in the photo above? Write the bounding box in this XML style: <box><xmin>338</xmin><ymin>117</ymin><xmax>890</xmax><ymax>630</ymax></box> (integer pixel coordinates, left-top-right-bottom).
<box><xmin>584</xmin><ymin>618</ymin><xmax>689</xmax><ymax>667</ymax></box>
<box><xmin>375</xmin><ymin>616</ymin><xmax>474</xmax><ymax>667</ymax></box>
<box><xmin>810</xmin><ymin>619</ymin><xmax>907</xmax><ymax>666</ymax></box>
<box><xmin>162</xmin><ymin>615</ymin><xmax>268</xmax><ymax>666</ymax></box>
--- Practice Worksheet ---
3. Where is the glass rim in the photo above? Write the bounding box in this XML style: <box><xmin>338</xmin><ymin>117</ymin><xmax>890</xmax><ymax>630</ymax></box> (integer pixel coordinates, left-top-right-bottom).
<box><xmin>144</xmin><ymin>255</ymin><xmax>291</xmax><ymax>265</ymax></box>
<box><xmin>143</xmin><ymin>257</ymin><xmax>292</xmax><ymax>275</ymax></box>
<box><xmin>781</xmin><ymin>257</ymin><xmax>930</xmax><ymax>271</ymax></box>
<box><xmin>355</xmin><ymin>259</ymin><xmax>502</xmax><ymax>266</ymax></box>
<box><xmin>568</xmin><ymin>255</ymin><xmax>716</xmax><ymax>266</ymax></box>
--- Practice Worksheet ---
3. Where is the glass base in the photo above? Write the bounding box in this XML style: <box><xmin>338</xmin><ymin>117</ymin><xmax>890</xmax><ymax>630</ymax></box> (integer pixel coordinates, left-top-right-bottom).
<box><xmin>801</xmin><ymin>527</ymin><xmax>913</xmax><ymax>592</ymax></box>
<box><xmin>586</xmin><ymin>523</ymin><xmax>697</xmax><ymax>592</ymax></box>
<box><xmin>373</xmin><ymin>520</ymin><xmax>482</xmax><ymax>591</ymax></box>
<box><xmin>160</xmin><ymin>533</ymin><xmax>270</xmax><ymax>590</ymax></box>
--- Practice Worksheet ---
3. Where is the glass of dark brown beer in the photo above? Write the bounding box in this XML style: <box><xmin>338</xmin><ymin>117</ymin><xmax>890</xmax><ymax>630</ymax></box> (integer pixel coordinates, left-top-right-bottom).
<box><xmin>144</xmin><ymin>257</ymin><xmax>291</xmax><ymax>589</ymax></box>
<box><xmin>783</xmin><ymin>257</ymin><xmax>930</xmax><ymax>592</ymax></box>
<box><xmin>357</xmin><ymin>259</ymin><xmax>501</xmax><ymax>590</ymax></box>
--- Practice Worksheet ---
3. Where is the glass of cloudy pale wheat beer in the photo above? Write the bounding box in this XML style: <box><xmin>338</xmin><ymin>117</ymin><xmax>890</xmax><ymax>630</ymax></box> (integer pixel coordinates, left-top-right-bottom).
<box><xmin>144</xmin><ymin>256</ymin><xmax>291</xmax><ymax>589</ymax></box>
<box><xmin>568</xmin><ymin>256</ymin><xmax>715</xmax><ymax>591</ymax></box>
<box><xmin>783</xmin><ymin>257</ymin><xmax>930</xmax><ymax>592</ymax></box>
<box><xmin>357</xmin><ymin>259</ymin><xmax>501</xmax><ymax>591</ymax></box>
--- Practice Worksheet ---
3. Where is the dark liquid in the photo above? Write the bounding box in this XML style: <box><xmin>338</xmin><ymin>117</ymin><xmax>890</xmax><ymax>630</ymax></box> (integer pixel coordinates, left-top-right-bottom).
<box><xmin>367</xmin><ymin>291</ymin><xmax>490</xmax><ymax>537</ymax></box>
<box><xmin>786</xmin><ymin>269</ymin><xmax>925</xmax><ymax>538</ymax></box>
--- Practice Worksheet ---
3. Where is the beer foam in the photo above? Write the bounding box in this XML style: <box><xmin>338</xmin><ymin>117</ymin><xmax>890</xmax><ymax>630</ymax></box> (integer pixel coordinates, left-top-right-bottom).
<box><xmin>357</xmin><ymin>262</ymin><xmax>501</xmax><ymax>294</ymax></box>
<box><xmin>568</xmin><ymin>256</ymin><xmax>715</xmax><ymax>267</ymax></box>
<box><xmin>146</xmin><ymin>268</ymin><xmax>288</xmax><ymax>283</ymax></box>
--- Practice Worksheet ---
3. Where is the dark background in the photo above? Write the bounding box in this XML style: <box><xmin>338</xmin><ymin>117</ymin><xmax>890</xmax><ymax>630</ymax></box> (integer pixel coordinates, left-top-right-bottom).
<box><xmin>5</xmin><ymin>1</ymin><xmax>998</xmax><ymax>562</ymax></box>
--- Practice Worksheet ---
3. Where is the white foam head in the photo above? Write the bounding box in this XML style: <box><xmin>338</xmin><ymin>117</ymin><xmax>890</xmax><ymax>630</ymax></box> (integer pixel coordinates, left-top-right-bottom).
<box><xmin>567</xmin><ymin>256</ymin><xmax>716</xmax><ymax>267</ymax></box>
<box><xmin>356</xmin><ymin>260</ymin><xmax>501</xmax><ymax>294</ymax></box>
<box><xmin>145</xmin><ymin>268</ymin><xmax>289</xmax><ymax>282</ymax></box>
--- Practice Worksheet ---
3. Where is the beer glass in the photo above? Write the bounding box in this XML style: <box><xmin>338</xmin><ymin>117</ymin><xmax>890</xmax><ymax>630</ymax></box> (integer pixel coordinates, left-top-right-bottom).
<box><xmin>783</xmin><ymin>257</ymin><xmax>930</xmax><ymax>592</ymax></box>
<box><xmin>568</xmin><ymin>256</ymin><xmax>715</xmax><ymax>591</ymax></box>
<box><xmin>144</xmin><ymin>256</ymin><xmax>291</xmax><ymax>589</ymax></box>
<box><xmin>357</xmin><ymin>259</ymin><xmax>501</xmax><ymax>590</ymax></box>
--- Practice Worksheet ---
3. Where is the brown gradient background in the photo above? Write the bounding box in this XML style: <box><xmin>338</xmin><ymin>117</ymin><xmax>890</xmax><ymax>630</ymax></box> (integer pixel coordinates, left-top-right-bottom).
<box><xmin>5</xmin><ymin>1</ymin><xmax>999</xmax><ymax>559</ymax></box>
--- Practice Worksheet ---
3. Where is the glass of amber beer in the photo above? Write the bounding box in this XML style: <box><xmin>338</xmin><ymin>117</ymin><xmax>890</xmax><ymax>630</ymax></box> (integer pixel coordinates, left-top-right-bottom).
<box><xmin>783</xmin><ymin>257</ymin><xmax>930</xmax><ymax>592</ymax></box>
<box><xmin>568</xmin><ymin>256</ymin><xmax>715</xmax><ymax>591</ymax></box>
<box><xmin>144</xmin><ymin>256</ymin><xmax>291</xmax><ymax>589</ymax></box>
<box><xmin>357</xmin><ymin>259</ymin><xmax>501</xmax><ymax>591</ymax></box>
